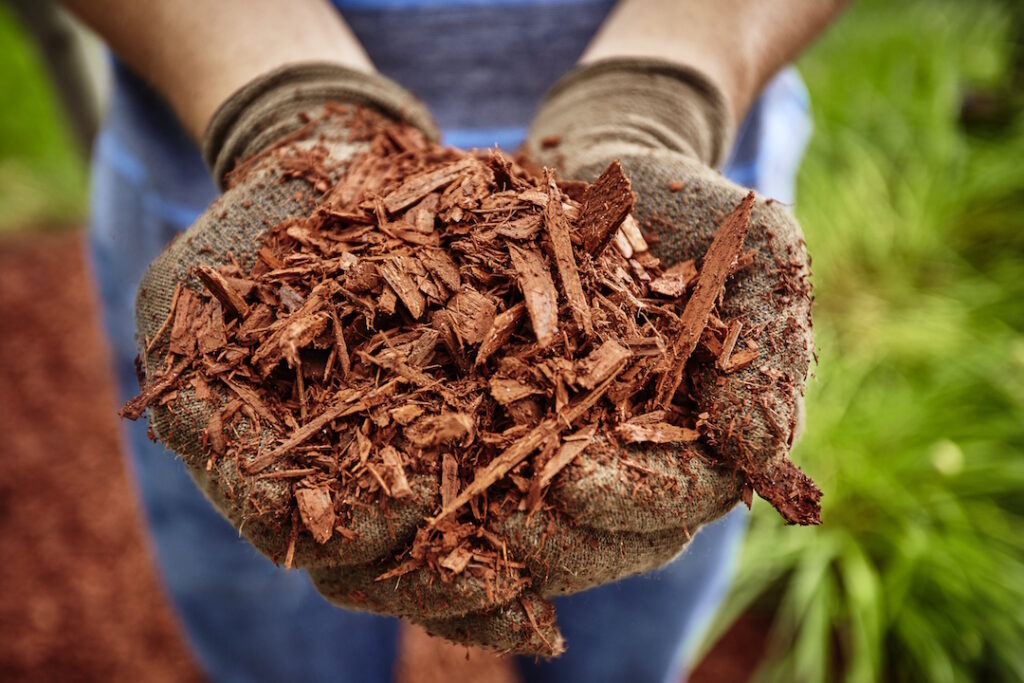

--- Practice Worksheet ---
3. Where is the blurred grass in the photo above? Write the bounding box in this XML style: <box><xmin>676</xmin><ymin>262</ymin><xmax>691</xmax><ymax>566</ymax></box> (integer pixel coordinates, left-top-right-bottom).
<box><xmin>0</xmin><ymin>2</ymin><xmax>87</xmax><ymax>232</ymax></box>
<box><xmin>702</xmin><ymin>1</ymin><xmax>1024</xmax><ymax>681</ymax></box>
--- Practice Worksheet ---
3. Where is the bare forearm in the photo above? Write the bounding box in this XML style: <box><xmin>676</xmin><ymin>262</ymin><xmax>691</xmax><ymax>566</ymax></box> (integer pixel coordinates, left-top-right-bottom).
<box><xmin>61</xmin><ymin>0</ymin><xmax>373</xmax><ymax>139</ymax></box>
<box><xmin>583</xmin><ymin>0</ymin><xmax>851</xmax><ymax>122</ymax></box>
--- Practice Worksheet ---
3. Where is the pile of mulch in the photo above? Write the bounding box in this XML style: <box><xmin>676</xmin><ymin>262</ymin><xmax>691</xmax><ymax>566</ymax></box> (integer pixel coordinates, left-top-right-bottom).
<box><xmin>122</xmin><ymin>124</ymin><xmax>819</xmax><ymax>608</ymax></box>
<box><xmin>0</xmin><ymin>232</ymin><xmax>201</xmax><ymax>682</ymax></box>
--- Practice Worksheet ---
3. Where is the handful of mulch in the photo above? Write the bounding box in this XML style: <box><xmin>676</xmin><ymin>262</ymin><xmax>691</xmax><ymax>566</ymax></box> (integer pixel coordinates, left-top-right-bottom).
<box><xmin>122</xmin><ymin>117</ymin><xmax>819</xmax><ymax>653</ymax></box>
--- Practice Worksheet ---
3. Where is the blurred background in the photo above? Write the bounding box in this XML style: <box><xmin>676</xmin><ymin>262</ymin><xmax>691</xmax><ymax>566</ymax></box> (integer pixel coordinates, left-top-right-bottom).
<box><xmin>1</xmin><ymin>0</ymin><xmax>1021</xmax><ymax>681</ymax></box>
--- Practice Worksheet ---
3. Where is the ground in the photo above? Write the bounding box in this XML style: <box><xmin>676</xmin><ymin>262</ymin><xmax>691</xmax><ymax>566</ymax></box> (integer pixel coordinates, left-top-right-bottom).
<box><xmin>0</xmin><ymin>231</ymin><xmax>199</xmax><ymax>681</ymax></box>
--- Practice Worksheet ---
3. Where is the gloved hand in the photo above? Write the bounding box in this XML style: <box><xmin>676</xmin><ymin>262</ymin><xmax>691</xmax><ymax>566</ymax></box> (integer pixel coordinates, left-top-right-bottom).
<box><xmin>524</xmin><ymin>58</ymin><xmax>819</xmax><ymax>530</ymax></box>
<box><xmin>385</xmin><ymin>59</ymin><xmax>818</xmax><ymax>655</ymax></box>
<box><xmin>131</xmin><ymin>59</ymin><xmax>818</xmax><ymax>658</ymax></box>
<box><xmin>131</xmin><ymin>63</ymin><xmax>513</xmax><ymax>632</ymax></box>
<box><xmin>132</xmin><ymin>62</ymin><xmax>616</xmax><ymax>657</ymax></box>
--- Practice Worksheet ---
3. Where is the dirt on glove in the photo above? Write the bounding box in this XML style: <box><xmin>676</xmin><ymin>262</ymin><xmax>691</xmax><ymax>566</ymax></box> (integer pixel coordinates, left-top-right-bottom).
<box><xmin>121</xmin><ymin>116</ymin><xmax>820</xmax><ymax>652</ymax></box>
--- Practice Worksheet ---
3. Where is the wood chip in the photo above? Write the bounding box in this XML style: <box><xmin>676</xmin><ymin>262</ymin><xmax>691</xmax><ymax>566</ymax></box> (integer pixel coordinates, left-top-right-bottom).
<box><xmin>296</xmin><ymin>486</ymin><xmax>335</xmax><ymax>544</ymax></box>
<box><xmin>650</xmin><ymin>259</ymin><xmax>697</xmax><ymax>297</ymax></box>
<box><xmin>615</xmin><ymin>420</ymin><xmax>700</xmax><ymax>444</ymax></box>
<box><xmin>206</xmin><ymin>408</ymin><xmax>226</xmax><ymax>456</ymax></box>
<box><xmin>720</xmin><ymin>347</ymin><xmax>760</xmax><ymax>374</ymax></box>
<box><xmin>618</xmin><ymin>214</ymin><xmax>648</xmax><ymax>254</ymax></box>
<box><xmin>168</xmin><ymin>288</ymin><xmax>197</xmax><ymax>356</ymax></box>
<box><xmin>439</xmin><ymin>546</ymin><xmax>473</xmax><ymax>574</ymax></box>
<box><xmin>543</xmin><ymin>170</ymin><xmax>592</xmax><ymax>336</ymax></box>
<box><xmin>656</xmin><ymin>192</ymin><xmax>754</xmax><ymax>407</ymax></box>
<box><xmin>118</xmin><ymin>355</ymin><xmax>192</xmax><ymax>420</ymax></box>
<box><xmin>578</xmin><ymin>161</ymin><xmax>635</xmax><ymax>256</ymax></box>
<box><xmin>379</xmin><ymin>256</ymin><xmax>426</xmax><ymax>319</ymax></box>
<box><xmin>330</xmin><ymin>306</ymin><xmax>351</xmax><ymax>378</ymax></box>
<box><xmin>380</xmin><ymin>445</ymin><xmax>413</xmax><ymax>499</ymax></box>
<box><xmin>405</xmin><ymin>413</ymin><xmax>475</xmax><ymax>448</ymax></box>
<box><xmin>575</xmin><ymin>340</ymin><xmax>632</xmax><ymax>390</ymax></box>
<box><xmin>489</xmin><ymin>377</ymin><xmax>542</xmax><ymax>405</ymax></box>
<box><xmin>440</xmin><ymin>453</ymin><xmax>459</xmax><ymax>510</ymax></box>
<box><xmin>382</xmin><ymin>158</ymin><xmax>478</xmax><ymax>213</ymax></box>
<box><xmin>420</xmin><ymin>247</ymin><xmax>461</xmax><ymax>292</ymax></box>
<box><xmin>475</xmin><ymin>303</ymin><xmax>525</xmax><ymax>367</ymax></box>
<box><xmin>446</xmin><ymin>286</ymin><xmax>497</xmax><ymax>345</ymax></box>
<box><xmin>507</xmin><ymin>244</ymin><xmax>559</xmax><ymax>348</ymax></box>
<box><xmin>196</xmin><ymin>265</ymin><xmax>250</xmax><ymax>317</ymax></box>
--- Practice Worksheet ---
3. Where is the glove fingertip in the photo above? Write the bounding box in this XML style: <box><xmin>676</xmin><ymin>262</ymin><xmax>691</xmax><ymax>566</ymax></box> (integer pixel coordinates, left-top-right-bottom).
<box><xmin>421</xmin><ymin>592</ymin><xmax>565</xmax><ymax>658</ymax></box>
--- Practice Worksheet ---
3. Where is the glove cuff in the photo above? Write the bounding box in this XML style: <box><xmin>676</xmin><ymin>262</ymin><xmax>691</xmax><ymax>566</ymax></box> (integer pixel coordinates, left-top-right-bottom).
<box><xmin>202</xmin><ymin>62</ymin><xmax>439</xmax><ymax>190</ymax></box>
<box><xmin>527</xmin><ymin>58</ymin><xmax>734</xmax><ymax>175</ymax></box>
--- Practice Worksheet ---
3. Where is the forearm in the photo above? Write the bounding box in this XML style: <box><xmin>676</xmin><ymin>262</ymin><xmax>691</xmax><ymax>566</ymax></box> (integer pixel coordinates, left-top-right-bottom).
<box><xmin>583</xmin><ymin>0</ymin><xmax>851</xmax><ymax>122</ymax></box>
<box><xmin>61</xmin><ymin>0</ymin><xmax>373</xmax><ymax>140</ymax></box>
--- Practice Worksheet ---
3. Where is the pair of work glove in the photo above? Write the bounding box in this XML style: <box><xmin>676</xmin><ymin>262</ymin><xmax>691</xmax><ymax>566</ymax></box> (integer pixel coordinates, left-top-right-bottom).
<box><xmin>134</xmin><ymin>60</ymin><xmax>813</xmax><ymax>655</ymax></box>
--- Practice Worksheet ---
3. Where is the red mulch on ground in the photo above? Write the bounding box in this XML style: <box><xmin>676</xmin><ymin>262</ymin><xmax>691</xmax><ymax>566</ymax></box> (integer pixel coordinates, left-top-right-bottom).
<box><xmin>0</xmin><ymin>229</ymin><xmax>761</xmax><ymax>681</ymax></box>
<box><xmin>0</xmin><ymin>231</ymin><xmax>202</xmax><ymax>682</ymax></box>
<box><xmin>689</xmin><ymin>612</ymin><xmax>772</xmax><ymax>683</ymax></box>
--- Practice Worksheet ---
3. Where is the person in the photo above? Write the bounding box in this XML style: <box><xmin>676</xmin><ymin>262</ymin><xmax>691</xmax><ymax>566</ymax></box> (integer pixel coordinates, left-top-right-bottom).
<box><xmin>63</xmin><ymin>1</ymin><xmax>847</xmax><ymax>681</ymax></box>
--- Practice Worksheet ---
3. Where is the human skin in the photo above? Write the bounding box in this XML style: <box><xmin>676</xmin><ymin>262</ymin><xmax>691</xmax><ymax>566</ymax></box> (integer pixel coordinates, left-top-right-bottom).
<box><xmin>61</xmin><ymin>0</ymin><xmax>849</xmax><ymax>139</ymax></box>
<box><xmin>582</xmin><ymin>0</ymin><xmax>852</xmax><ymax>123</ymax></box>
<box><xmin>61</xmin><ymin>0</ymin><xmax>373</xmax><ymax>140</ymax></box>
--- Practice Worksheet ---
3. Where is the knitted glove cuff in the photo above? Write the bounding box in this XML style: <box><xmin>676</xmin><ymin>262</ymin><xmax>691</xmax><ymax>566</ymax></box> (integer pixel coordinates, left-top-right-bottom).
<box><xmin>528</xmin><ymin>58</ymin><xmax>734</xmax><ymax>174</ymax></box>
<box><xmin>202</xmin><ymin>62</ymin><xmax>439</xmax><ymax>189</ymax></box>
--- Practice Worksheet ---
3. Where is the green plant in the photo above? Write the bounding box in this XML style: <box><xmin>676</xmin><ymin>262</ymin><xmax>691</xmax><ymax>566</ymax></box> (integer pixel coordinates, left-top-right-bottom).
<box><xmin>701</xmin><ymin>1</ymin><xmax>1024</xmax><ymax>681</ymax></box>
<box><xmin>0</xmin><ymin>3</ymin><xmax>87</xmax><ymax>232</ymax></box>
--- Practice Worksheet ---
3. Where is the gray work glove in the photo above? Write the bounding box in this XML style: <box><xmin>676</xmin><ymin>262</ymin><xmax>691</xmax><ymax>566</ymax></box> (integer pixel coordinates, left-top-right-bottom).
<box><xmin>133</xmin><ymin>62</ymin><xmax>642</xmax><ymax>657</ymax></box>
<box><xmin>132</xmin><ymin>63</ymin><xmax>519</xmax><ymax>641</ymax></box>
<box><xmin>524</xmin><ymin>58</ymin><xmax>818</xmax><ymax>532</ymax></box>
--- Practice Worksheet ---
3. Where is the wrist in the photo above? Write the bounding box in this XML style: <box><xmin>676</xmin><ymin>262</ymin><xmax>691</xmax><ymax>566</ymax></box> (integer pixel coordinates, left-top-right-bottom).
<box><xmin>527</xmin><ymin>58</ymin><xmax>734</xmax><ymax>176</ymax></box>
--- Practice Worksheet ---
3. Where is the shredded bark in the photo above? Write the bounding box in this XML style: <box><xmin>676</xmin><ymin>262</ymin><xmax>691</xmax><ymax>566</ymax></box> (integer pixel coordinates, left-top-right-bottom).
<box><xmin>577</xmin><ymin>161</ymin><xmax>635</xmax><ymax>256</ymax></box>
<box><xmin>122</xmin><ymin>121</ymin><xmax>818</xmax><ymax>605</ymax></box>
<box><xmin>507</xmin><ymin>244</ymin><xmax>559</xmax><ymax>348</ymax></box>
<box><xmin>543</xmin><ymin>170</ymin><xmax>592</xmax><ymax>337</ymax></box>
<box><xmin>655</xmin><ymin>192</ymin><xmax>755</xmax><ymax>407</ymax></box>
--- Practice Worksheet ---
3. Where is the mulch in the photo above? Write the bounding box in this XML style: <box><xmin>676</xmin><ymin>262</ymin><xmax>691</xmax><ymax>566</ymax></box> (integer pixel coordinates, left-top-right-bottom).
<box><xmin>124</xmin><ymin>114</ymin><xmax>816</xmax><ymax>643</ymax></box>
<box><xmin>0</xmin><ymin>231</ymin><xmax>202</xmax><ymax>682</ymax></box>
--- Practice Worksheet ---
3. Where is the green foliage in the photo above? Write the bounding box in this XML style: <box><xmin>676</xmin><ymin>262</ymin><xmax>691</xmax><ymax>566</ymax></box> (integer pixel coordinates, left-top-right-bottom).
<box><xmin>703</xmin><ymin>1</ymin><xmax>1024</xmax><ymax>681</ymax></box>
<box><xmin>0</xmin><ymin>3</ymin><xmax>87</xmax><ymax>232</ymax></box>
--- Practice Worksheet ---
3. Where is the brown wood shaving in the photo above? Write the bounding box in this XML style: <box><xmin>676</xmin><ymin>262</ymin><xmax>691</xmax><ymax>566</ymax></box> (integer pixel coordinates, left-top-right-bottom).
<box><xmin>543</xmin><ymin>170</ymin><xmax>592</xmax><ymax>337</ymax></box>
<box><xmin>655</xmin><ymin>192</ymin><xmax>755</xmax><ymax>407</ymax></box>
<box><xmin>526</xmin><ymin>422</ymin><xmax>597</xmax><ymax>510</ymax></box>
<box><xmin>122</xmin><ymin>120</ymin><xmax>818</xmax><ymax>598</ymax></box>
<box><xmin>295</xmin><ymin>486</ymin><xmax>335</xmax><ymax>544</ymax></box>
<box><xmin>577</xmin><ymin>161</ymin><xmax>635</xmax><ymax>256</ymax></box>
<box><xmin>507</xmin><ymin>244</ymin><xmax>559</xmax><ymax>348</ymax></box>
<box><xmin>196</xmin><ymin>265</ymin><xmax>250</xmax><ymax>317</ymax></box>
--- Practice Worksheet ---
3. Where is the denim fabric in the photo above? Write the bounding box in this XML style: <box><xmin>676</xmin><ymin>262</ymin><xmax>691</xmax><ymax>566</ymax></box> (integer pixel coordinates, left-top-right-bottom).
<box><xmin>88</xmin><ymin>6</ymin><xmax>810</xmax><ymax>677</ymax></box>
